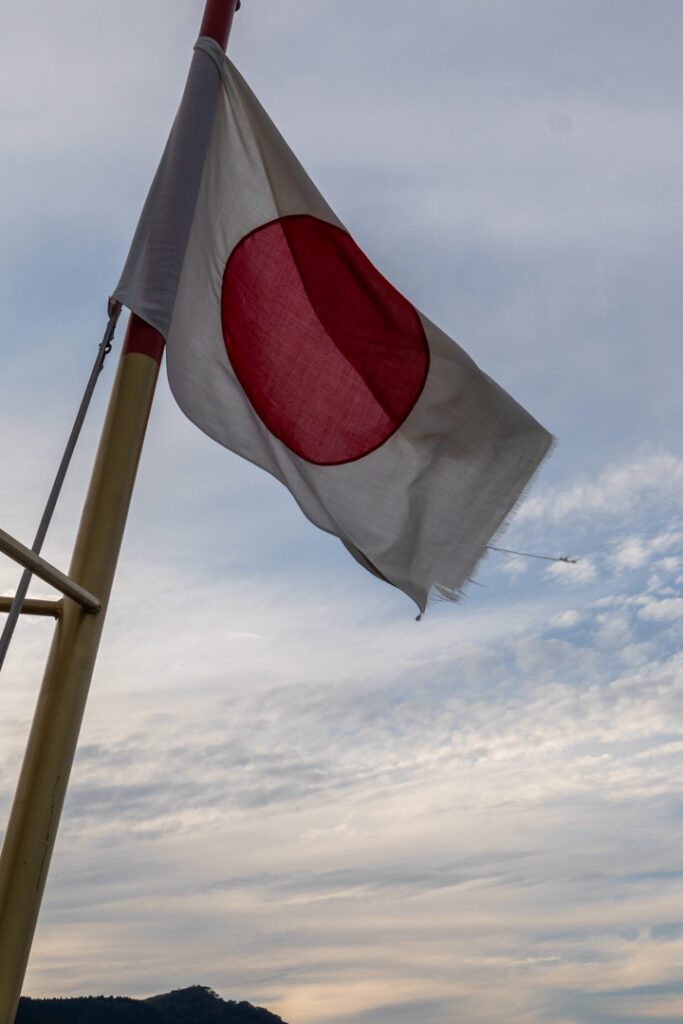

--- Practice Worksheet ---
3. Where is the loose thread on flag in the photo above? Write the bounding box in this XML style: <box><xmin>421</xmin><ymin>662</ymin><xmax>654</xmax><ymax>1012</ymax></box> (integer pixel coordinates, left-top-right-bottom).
<box><xmin>487</xmin><ymin>545</ymin><xmax>578</xmax><ymax>564</ymax></box>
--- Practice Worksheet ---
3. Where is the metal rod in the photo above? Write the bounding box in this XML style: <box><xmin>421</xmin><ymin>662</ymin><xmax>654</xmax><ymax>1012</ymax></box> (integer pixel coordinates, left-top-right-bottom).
<box><xmin>0</xmin><ymin>3</ymin><xmax>239</xmax><ymax>1020</ymax></box>
<box><xmin>0</xmin><ymin>598</ymin><xmax>61</xmax><ymax>619</ymax></box>
<box><xmin>0</xmin><ymin>528</ymin><xmax>100</xmax><ymax>613</ymax></box>
<box><xmin>0</xmin><ymin>303</ymin><xmax>120</xmax><ymax>673</ymax></box>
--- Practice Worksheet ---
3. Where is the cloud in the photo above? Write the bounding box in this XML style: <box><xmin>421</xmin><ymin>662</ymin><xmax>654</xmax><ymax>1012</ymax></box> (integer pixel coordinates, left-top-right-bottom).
<box><xmin>612</xmin><ymin>537</ymin><xmax>651</xmax><ymax>571</ymax></box>
<box><xmin>499</xmin><ymin>557</ymin><xmax>529</xmax><ymax>578</ymax></box>
<box><xmin>594</xmin><ymin>610</ymin><xmax>632</xmax><ymax>649</ymax></box>
<box><xmin>550</xmin><ymin>610</ymin><xmax>582</xmax><ymax>629</ymax></box>
<box><xmin>638</xmin><ymin>598</ymin><xmax>683</xmax><ymax>623</ymax></box>
<box><xmin>520</xmin><ymin>453</ymin><xmax>683</xmax><ymax>527</ymax></box>
<box><xmin>545</xmin><ymin>558</ymin><xmax>598</xmax><ymax>585</ymax></box>
<box><xmin>611</xmin><ymin>533</ymin><xmax>683</xmax><ymax>574</ymax></box>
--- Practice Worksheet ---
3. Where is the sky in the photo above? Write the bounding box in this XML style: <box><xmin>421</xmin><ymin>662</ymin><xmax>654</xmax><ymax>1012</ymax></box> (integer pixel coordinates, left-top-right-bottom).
<box><xmin>0</xmin><ymin>1</ymin><xmax>682</xmax><ymax>1022</ymax></box>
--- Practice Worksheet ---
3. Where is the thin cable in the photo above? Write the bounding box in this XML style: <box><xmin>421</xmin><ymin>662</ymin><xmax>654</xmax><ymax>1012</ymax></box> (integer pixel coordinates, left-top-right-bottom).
<box><xmin>488</xmin><ymin>545</ymin><xmax>578</xmax><ymax>564</ymax></box>
<box><xmin>0</xmin><ymin>300</ymin><xmax>122</xmax><ymax>674</ymax></box>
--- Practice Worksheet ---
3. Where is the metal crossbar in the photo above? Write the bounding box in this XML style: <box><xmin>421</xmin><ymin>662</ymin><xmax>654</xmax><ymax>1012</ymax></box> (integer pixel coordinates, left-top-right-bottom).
<box><xmin>0</xmin><ymin>528</ymin><xmax>100</xmax><ymax>613</ymax></box>
<box><xmin>0</xmin><ymin>597</ymin><xmax>61</xmax><ymax>618</ymax></box>
<box><xmin>0</xmin><ymin>301</ymin><xmax>119</xmax><ymax>671</ymax></box>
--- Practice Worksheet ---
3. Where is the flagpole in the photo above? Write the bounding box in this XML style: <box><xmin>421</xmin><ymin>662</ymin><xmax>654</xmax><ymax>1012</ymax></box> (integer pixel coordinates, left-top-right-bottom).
<box><xmin>0</xmin><ymin>5</ymin><xmax>239</xmax><ymax>1022</ymax></box>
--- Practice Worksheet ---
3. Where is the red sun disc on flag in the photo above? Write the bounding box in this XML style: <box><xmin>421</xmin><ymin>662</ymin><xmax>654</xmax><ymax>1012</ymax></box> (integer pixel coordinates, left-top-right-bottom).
<box><xmin>221</xmin><ymin>214</ymin><xmax>430</xmax><ymax>466</ymax></box>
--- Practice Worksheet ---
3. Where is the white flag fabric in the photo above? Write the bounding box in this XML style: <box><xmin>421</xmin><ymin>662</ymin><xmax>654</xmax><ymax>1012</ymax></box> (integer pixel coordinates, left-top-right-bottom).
<box><xmin>115</xmin><ymin>38</ymin><xmax>552</xmax><ymax>614</ymax></box>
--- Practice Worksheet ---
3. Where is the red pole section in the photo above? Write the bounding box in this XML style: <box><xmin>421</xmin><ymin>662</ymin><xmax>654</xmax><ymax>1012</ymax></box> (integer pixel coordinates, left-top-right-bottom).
<box><xmin>123</xmin><ymin>0</ymin><xmax>239</xmax><ymax>363</ymax></box>
<box><xmin>200</xmin><ymin>0</ymin><xmax>240</xmax><ymax>49</ymax></box>
<box><xmin>121</xmin><ymin>313</ymin><xmax>166</xmax><ymax>362</ymax></box>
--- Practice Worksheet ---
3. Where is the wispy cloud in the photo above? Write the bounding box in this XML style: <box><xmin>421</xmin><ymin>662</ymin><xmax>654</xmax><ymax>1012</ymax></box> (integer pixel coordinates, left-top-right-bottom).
<box><xmin>3</xmin><ymin>453</ymin><xmax>679</xmax><ymax>1022</ymax></box>
<box><xmin>520</xmin><ymin>453</ymin><xmax>683</xmax><ymax>528</ymax></box>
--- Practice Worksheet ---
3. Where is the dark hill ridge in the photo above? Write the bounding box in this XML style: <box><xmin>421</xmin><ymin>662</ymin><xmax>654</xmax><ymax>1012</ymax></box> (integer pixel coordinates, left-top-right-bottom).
<box><xmin>16</xmin><ymin>985</ymin><xmax>289</xmax><ymax>1024</ymax></box>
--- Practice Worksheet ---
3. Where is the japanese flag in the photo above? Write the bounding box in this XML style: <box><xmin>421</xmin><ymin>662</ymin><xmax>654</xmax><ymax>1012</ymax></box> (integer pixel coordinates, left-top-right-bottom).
<box><xmin>115</xmin><ymin>39</ymin><xmax>552</xmax><ymax>614</ymax></box>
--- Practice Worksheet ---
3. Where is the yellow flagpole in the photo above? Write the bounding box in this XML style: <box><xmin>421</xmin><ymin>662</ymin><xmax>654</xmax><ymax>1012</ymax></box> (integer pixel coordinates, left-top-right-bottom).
<box><xmin>0</xmin><ymin>6</ymin><xmax>239</xmax><ymax>1019</ymax></box>
<box><xmin>0</xmin><ymin>321</ymin><xmax>161</xmax><ymax>1024</ymax></box>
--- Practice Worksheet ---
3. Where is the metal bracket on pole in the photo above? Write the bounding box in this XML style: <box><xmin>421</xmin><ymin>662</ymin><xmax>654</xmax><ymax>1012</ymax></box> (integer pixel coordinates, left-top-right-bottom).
<box><xmin>0</xmin><ymin>528</ymin><xmax>101</xmax><ymax>614</ymax></box>
<box><xmin>0</xmin><ymin>597</ymin><xmax>61</xmax><ymax>619</ymax></box>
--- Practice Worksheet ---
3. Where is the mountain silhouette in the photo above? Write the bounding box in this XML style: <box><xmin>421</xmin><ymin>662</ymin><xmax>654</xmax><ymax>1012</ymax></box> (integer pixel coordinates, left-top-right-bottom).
<box><xmin>15</xmin><ymin>985</ymin><xmax>289</xmax><ymax>1024</ymax></box>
